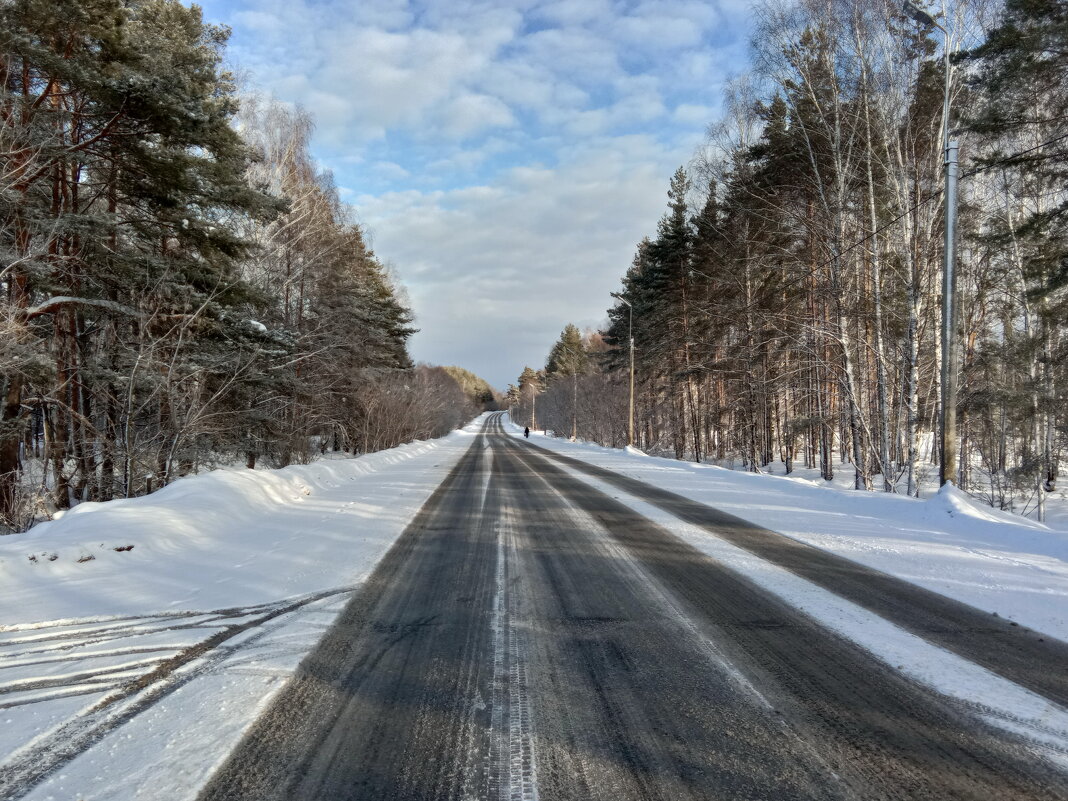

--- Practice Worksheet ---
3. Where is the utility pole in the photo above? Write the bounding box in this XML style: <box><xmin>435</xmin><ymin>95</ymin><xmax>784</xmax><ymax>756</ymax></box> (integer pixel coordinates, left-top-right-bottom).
<box><xmin>903</xmin><ymin>0</ymin><xmax>959</xmax><ymax>486</ymax></box>
<box><xmin>612</xmin><ymin>292</ymin><xmax>636</xmax><ymax>447</ymax></box>
<box><xmin>942</xmin><ymin>139</ymin><xmax>960</xmax><ymax>487</ymax></box>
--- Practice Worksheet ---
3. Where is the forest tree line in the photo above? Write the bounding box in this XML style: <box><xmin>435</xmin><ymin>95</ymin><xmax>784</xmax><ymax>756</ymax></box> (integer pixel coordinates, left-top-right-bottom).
<box><xmin>0</xmin><ymin>0</ymin><xmax>486</xmax><ymax>531</ymax></box>
<box><xmin>513</xmin><ymin>0</ymin><xmax>1067</xmax><ymax>520</ymax></box>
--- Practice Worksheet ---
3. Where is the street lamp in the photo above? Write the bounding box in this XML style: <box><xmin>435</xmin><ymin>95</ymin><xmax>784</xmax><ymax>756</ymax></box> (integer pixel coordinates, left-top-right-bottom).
<box><xmin>903</xmin><ymin>0</ymin><xmax>959</xmax><ymax>487</ymax></box>
<box><xmin>610</xmin><ymin>292</ymin><xmax>636</xmax><ymax>447</ymax></box>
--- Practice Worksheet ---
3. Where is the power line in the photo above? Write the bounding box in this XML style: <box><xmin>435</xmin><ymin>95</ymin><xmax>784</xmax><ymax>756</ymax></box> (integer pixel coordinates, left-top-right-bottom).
<box><xmin>962</xmin><ymin>130</ymin><xmax>1068</xmax><ymax>178</ymax></box>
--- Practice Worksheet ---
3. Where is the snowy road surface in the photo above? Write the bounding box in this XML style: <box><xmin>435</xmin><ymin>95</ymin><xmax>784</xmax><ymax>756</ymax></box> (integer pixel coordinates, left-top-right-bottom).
<box><xmin>194</xmin><ymin>413</ymin><xmax>1068</xmax><ymax>801</ymax></box>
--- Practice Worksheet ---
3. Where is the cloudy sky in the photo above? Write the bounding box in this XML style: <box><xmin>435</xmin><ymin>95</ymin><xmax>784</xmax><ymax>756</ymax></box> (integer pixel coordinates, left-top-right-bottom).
<box><xmin>197</xmin><ymin>0</ymin><xmax>752</xmax><ymax>389</ymax></box>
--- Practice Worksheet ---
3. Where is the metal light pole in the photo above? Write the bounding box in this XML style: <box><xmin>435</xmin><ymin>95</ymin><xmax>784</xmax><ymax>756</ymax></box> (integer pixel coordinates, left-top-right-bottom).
<box><xmin>904</xmin><ymin>1</ymin><xmax>959</xmax><ymax>486</ymax></box>
<box><xmin>611</xmin><ymin>292</ymin><xmax>636</xmax><ymax>447</ymax></box>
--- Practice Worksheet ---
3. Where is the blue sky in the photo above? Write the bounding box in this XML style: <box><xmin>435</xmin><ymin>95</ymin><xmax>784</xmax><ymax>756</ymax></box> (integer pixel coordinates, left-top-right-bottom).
<box><xmin>196</xmin><ymin>0</ymin><xmax>751</xmax><ymax>389</ymax></box>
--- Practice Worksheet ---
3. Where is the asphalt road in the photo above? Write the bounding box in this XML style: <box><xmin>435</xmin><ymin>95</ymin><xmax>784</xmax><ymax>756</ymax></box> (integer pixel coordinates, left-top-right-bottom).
<box><xmin>199</xmin><ymin>413</ymin><xmax>1068</xmax><ymax>801</ymax></box>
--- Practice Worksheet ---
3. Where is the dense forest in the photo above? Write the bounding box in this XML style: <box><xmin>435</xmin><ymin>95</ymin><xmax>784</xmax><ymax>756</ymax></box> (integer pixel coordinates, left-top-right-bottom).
<box><xmin>0</xmin><ymin>0</ymin><xmax>489</xmax><ymax>531</ymax></box>
<box><xmin>515</xmin><ymin>0</ymin><xmax>1067</xmax><ymax>520</ymax></box>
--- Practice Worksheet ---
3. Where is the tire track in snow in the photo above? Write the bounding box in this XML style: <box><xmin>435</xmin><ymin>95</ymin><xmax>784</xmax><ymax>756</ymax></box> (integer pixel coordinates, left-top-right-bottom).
<box><xmin>0</xmin><ymin>586</ymin><xmax>356</xmax><ymax>801</ymax></box>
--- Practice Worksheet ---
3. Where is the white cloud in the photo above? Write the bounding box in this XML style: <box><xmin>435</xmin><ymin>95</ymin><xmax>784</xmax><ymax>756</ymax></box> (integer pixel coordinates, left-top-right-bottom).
<box><xmin>425</xmin><ymin>136</ymin><xmax>516</xmax><ymax>176</ymax></box>
<box><xmin>197</xmin><ymin>0</ymin><xmax>754</xmax><ymax>386</ymax></box>
<box><xmin>532</xmin><ymin>0</ymin><xmax>613</xmax><ymax>27</ymax></box>
<box><xmin>214</xmin><ymin>0</ymin><xmax>748</xmax><ymax>148</ymax></box>
<box><xmin>318</xmin><ymin>27</ymin><xmax>498</xmax><ymax>135</ymax></box>
<box><xmin>370</xmin><ymin>161</ymin><xmax>411</xmax><ymax>181</ymax></box>
<box><xmin>673</xmin><ymin>102</ymin><xmax>717</xmax><ymax>125</ymax></box>
<box><xmin>516</xmin><ymin>26</ymin><xmax>623</xmax><ymax>84</ymax></box>
<box><xmin>355</xmin><ymin>136</ymin><xmax>681</xmax><ymax>387</ymax></box>
<box><xmin>477</xmin><ymin>59</ymin><xmax>588</xmax><ymax>113</ymax></box>
<box><xmin>231</xmin><ymin>10</ymin><xmax>286</xmax><ymax>33</ymax></box>
<box><xmin>217</xmin><ymin>0</ymin><xmax>521</xmax><ymax>144</ymax></box>
<box><xmin>441</xmin><ymin>93</ymin><xmax>517</xmax><ymax>138</ymax></box>
<box><xmin>614</xmin><ymin>13</ymin><xmax>709</xmax><ymax>50</ymax></box>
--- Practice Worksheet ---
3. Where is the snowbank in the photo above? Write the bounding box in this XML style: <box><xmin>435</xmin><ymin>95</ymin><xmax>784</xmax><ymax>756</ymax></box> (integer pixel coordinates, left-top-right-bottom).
<box><xmin>511</xmin><ymin>419</ymin><xmax>1068</xmax><ymax>642</ymax></box>
<box><xmin>0</xmin><ymin>417</ymin><xmax>486</xmax><ymax>801</ymax></box>
<box><xmin>1</xmin><ymin>418</ymin><xmax>485</xmax><ymax>626</ymax></box>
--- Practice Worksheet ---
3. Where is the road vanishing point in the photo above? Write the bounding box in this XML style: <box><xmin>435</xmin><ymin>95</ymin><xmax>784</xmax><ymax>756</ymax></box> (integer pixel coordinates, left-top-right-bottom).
<box><xmin>199</xmin><ymin>413</ymin><xmax>1068</xmax><ymax>801</ymax></box>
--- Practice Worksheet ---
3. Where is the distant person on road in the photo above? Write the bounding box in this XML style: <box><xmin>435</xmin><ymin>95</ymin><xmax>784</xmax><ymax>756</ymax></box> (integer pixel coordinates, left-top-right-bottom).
<box><xmin>524</xmin><ymin>426</ymin><xmax>530</xmax><ymax>438</ymax></box>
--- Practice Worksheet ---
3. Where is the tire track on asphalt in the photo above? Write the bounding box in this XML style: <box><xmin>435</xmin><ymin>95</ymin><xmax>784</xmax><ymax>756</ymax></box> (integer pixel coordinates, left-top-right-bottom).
<box><xmin>198</xmin><ymin>417</ymin><xmax>506</xmax><ymax>801</ymax></box>
<box><xmin>515</xmin><ymin>429</ymin><xmax>1068</xmax><ymax>708</ymax></box>
<box><xmin>496</xmin><ymin>423</ymin><xmax>1067</xmax><ymax>799</ymax></box>
<box><xmin>488</xmin><ymin>497</ymin><xmax>539</xmax><ymax>801</ymax></box>
<box><xmin>492</xmin><ymin>425</ymin><xmax>845</xmax><ymax>800</ymax></box>
<box><xmin>526</xmin><ymin>440</ymin><xmax>1068</xmax><ymax>759</ymax></box>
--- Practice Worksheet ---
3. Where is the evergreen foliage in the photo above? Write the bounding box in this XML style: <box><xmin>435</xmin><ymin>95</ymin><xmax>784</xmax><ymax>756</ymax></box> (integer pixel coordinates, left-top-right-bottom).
<box><xmin>541</xmin><ymin>0</ymin><xmax>1067</xmax><ymax>519</ymax></box>
<box><xmin>0</xmin><ymin>0</ymin><xmax>468</xmax><ymax>529</ymax></box>
<box><xmin>545</xmin><ymin>324</ymin><xmax>588</xmax><ymax>377</ymax></box>
<box><xmin>441</xmin><ymin>366</ymin><xmax>498</xmax><ymax>408</ymax></box>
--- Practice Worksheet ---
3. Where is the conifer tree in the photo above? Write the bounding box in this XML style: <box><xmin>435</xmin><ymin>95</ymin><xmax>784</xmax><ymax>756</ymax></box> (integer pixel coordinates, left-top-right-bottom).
<box><xmin>0</xmin><ymin>1</ymin><xmax>452</xmax><ymax>529</ymax></box>
<box><xmin>545</xmin><ymin>324</ymin><xmax>588</xmax><ymax>377</ymax></box>
<box><xmin>965</xmin><ymin>0</ymin><xmax>1068</xmax><ymax>503</ymax></box>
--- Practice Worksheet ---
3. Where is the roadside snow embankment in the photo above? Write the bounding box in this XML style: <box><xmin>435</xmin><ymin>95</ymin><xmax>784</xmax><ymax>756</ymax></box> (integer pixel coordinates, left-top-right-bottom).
<box><xmin>1</xmin><ymin>419</ymin><xmax>483</xmax><ymax>625</ymax></box>
<box><xmin>0</xmin><ymin>417</ymin><xmax>483</xmax><ymax>801</ymax></box>
<box><xmin>510</xmin><ymin>420</ymin><xmax>1068</xmax><ymax>643</ymax></box>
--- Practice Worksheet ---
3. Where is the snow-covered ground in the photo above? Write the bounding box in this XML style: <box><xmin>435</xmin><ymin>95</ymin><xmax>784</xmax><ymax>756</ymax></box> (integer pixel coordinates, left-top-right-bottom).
<box><xmin>688</xmin><ymin>431</ymin><xmax>1068</xmax><ymax>530</ymax></box>
<box><xmin>510</xmin><ymin>418</ymin><xmax>1068</xmax><ymax>765</ymax></box>
<box><xmin>0</xmin><ymin>417</ymin><xmax>486</xmax><ymax>801</ymax></box>
<box><xmin>3</xmin><ymin>412</ymin><xmax>1068</xmax><ymax>800</ymax></box>
<box><xmin>515</xmin><ymin>421</ymin><xmax>1068</xmax><ymax>640</ymax></box>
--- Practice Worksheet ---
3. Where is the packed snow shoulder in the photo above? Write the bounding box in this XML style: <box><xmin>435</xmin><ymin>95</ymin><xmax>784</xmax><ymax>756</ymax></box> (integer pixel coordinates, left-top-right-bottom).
<box><xmin>511</xmin><ymin>420</ymin><xmax>1068</xmax><ymax>643</ymax></box>
<box><xmin>0</xmin><ymin>417</ymin><xmax>486</xmax><ymax>801</ymax></box>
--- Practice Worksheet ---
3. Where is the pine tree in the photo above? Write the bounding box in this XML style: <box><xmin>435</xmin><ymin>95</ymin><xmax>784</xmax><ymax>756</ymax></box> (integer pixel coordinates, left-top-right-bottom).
<box><xmin>545</xmin><ymin>324</ymin><xmax>588</xmax><ymax>377</ymax></box>
<box><xmin>965</xmin><ymin>0</ymin><xmax>1068</xmax><ymax>503</ymax></box>
<box><xmin>645</xmin><ymin>167</ymin><xmax>699</xmax><ymax>459</ymax></box>
<box><xmin>0</xmin><ymin>0</ymin><xmax>279</xmax><ymax>517</ymax></box>
<box><xmin>0</xmin><ymin>0</ymin><xmax>466</xmax><ymax>528</ymax></box>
